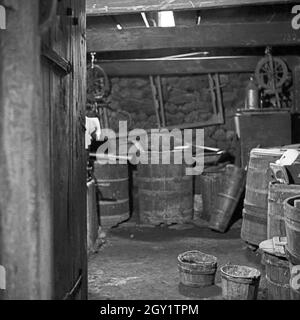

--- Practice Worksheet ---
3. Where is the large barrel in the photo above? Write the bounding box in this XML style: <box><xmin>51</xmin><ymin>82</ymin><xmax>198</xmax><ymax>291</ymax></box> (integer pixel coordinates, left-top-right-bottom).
<box><xmin>209</xmin><ymin>165</ymin><xmax>246</xmax><ymax>232</ymax></box>
<box><xmin>241</xmin><ymin>148</ymin><xmax>283</xmax><ymax>246</ymax></box>
<box><xmin>137</xmin><ymin>150</ymin><xmax>193</xmax><ymax>225</ymax></box>
<box><xmin>94</xmin><ymin>163</ymin><xmax>130</xmax><ymax>228</ymax></box>
<box><xmin>129</xmin><ymin>165</ymin><xmax>140</xmax><ymax>223</ymax></box>
<box><xmin>268</xmin><ymin>182</ymin><xmax>300</xmax><ymax>239</ymax></box>
<box><xmin>199</xmin><ymin>167</ymin><xmax>225</xmax><ymax>222</ymax></box>
<box><xmin>284</xmin><ymin>196</ymin><xmax>300</xmax><ymax>262</ymax></box>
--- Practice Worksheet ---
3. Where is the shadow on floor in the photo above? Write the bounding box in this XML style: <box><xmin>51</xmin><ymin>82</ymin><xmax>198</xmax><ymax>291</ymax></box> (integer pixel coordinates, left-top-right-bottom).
<box><xmin>109</xmin><ymin>224</ymin><xmax>241</xmax><ymax>243</ymax></box>
<box><xmin>178</xmin><ymin>283</ymin><xmax>222</xmax><ymax>299</ymax></box>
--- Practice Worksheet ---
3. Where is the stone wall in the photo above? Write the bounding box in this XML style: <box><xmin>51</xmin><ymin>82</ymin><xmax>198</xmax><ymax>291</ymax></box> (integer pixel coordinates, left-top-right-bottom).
<box><xmin>105</xmin><ymin>73</ymin><xmax>254</xmax><ymax>159</ymax></box>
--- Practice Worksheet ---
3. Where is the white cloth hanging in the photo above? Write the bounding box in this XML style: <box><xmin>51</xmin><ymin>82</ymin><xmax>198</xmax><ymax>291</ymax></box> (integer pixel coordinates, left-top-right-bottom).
<box><xmin>85</xmin><ymin>116</ymin><xmax>101</xmax><ymax>149</ymax></box>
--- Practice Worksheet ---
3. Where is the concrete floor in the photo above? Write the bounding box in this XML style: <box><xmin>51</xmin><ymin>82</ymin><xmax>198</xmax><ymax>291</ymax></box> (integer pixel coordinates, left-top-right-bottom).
<box><xmin>88</xmin><ymin>219</ymin><xmax>267</xmax><ymax>300</ymax></box>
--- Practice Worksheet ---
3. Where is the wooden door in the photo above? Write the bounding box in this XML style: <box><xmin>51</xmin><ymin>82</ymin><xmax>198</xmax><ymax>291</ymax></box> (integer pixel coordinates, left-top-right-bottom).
<box><xmin>0</xmin><ymin>0</ymin><xmax>87</xmax><ymax>299</ymax></box>
<box><xmin>41</xmin><ymin>0</ymin><xmax>87</xmax><ymax>299</ymax></box>
<box><xmin>68</xmin><ymin>0</ymin><xmax>87</xmax><ymax>300</ymax></box>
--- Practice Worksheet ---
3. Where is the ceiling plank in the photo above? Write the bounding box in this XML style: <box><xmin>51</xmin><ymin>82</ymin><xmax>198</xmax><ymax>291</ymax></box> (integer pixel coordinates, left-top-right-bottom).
<box><xmin>86</xmin><ymin>0</ymin><xmax>294</xmax><ymax>16</ymax></box>
<box><xmin>96</xmin><ymin>56</ymin><xmax>273</xmax><ymax>76</ymax></box>
<box><xmin>87</xmin><ymin>21</ymin><xmax>300</xmax><ymax>52</ymax></box>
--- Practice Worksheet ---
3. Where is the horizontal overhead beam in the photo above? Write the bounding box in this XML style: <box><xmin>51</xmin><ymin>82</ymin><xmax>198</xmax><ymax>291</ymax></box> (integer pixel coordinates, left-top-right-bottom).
<box><xmin>86</xmin><ymin>0</ymin><xmax>293</xmax><ymax>16</ymax></box>
<box><xmin>98</xmin><ymin>56</ymin><xmax>264</xmax><ymax>76</ymax></box>
<box><xmin>87</xmin><ymin>22</ymin><xmax>300</xmax><ymax>52</ymax></box>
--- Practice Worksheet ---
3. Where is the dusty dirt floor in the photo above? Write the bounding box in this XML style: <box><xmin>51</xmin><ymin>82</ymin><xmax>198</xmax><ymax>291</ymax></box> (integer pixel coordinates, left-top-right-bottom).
<box><xmin>88</xmin><ymin>218</ymin><xmax>267</xmax><ymax>300</ymax></box>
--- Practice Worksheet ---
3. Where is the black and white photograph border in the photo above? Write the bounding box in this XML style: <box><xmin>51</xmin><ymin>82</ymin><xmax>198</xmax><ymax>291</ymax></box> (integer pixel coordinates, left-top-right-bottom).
<box><xmin>0</xmin><ymin>0</ymin><xmax>300</xmax><ymax>308</ymax></box>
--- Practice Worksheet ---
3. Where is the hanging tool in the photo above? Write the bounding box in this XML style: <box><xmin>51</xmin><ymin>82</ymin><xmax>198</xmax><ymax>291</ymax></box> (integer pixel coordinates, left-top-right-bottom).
<box><xmin>208</xmin><ymin>73</ymin><xmax>224</xmax><ymax>116</ymax></box>
<box><xmin>87</xmin><ymin>52</ymin><xmax>112</xmax><ymax>128</ymax></box>
<box><xmin>87</xmin><ymin>52</ymin><xmax>110</xmax><ymax>101</ymax></box>
<box><xmin>149</xmin><ymin>76</ymin><xmax>162</xmax><ymax>128</ymax></box>
<box><xmin>208</xmin><ymin>74</ymin><xmax>217</xmax><ymax>114</ymax></box>
<box><xmin>155</xmin><ymin>76</ymin><xmax>166</xmax><ymax>127</ymax></box>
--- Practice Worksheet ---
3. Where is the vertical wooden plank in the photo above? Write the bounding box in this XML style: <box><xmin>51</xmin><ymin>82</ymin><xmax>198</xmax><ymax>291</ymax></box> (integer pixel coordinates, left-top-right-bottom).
<box><xmin>293</xmin><ymin>64</ymin><xmax>300</xmax><ymax>113</ymax></box>
<box><xmin>47</xmin><ymin>0</ymin><xmax>74</xmax><ymax>299</ymax></box>
<box><xmin>67</xmin><ymin>0</ymin><xmax>87</xmax><ymax>300</ymax></box>
<box><xmin>0</xmin><ymin>0</ymin><xmax>52</xmax><ymax>299</ymax></box>
<box><xmin>292</xmin><ymin>63</ymin><xmax>300</xmax><ymax>143</ymax></box>
<box><xmin>72</xmin><ymin>0</ymin><xmax>87</xmax><ymax>299</ymax></box>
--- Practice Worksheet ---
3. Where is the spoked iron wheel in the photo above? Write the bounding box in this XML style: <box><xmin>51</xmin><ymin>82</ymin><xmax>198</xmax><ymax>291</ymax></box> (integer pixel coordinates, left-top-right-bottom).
<box><xmin>255</xmin><ymin>56</ymin><xmax>288</xmax><ymax>92</ymax></box>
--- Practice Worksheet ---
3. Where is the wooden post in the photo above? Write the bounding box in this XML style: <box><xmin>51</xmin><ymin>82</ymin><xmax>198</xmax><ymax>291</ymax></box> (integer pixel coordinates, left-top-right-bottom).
<box><xmin>93</xmin><ymin>56</ymin><xmax>263</xmax><ymax>76</ymax></box>
<box><xmin>70</xmin><ymin>0</ymin><xmax>88</xmax><ymax>300</ymax></box>
<box><xmin>87</xmin><ymin>22</ymin><xmax>300</xmax><ymax>52</ymax></box>
<box><xmin>293</xmin><ymin>64</ymin><xmax>300</xmax><ymax>114</ymax></box>
<box><xmin>0</xmin><ymin>0</ymin><xmax>52</xmax><ymax>299</ymax></box>
<box><xmin>86</xmin><ymin>0</ymin><xmax>293</xmax><ymax>16</ymax></box>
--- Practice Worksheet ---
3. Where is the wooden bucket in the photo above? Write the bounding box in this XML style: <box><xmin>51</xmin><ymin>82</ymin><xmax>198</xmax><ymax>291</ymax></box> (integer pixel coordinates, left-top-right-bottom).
<box><xmin>199</xmin><ymin>168</ymin><xmax>224</xmax><ymax>222</ymax></box>
<box><xmin>87</xmin><ymin>179</ymin><xmax>99</xmax><ymax>254</ymax></box>
<box><xmin>220</xmin><ymin>265</ymin><xmax>261</xmax><ymax>300</ymax></box>
<box><xmin>209</xmin><ymin>165</ymin><xmax>246</xmax><ymax>232</ymax></box>
<box><xmin>259</xmin><ymin>237</ymin><xmax>290</xmax><ymax>300</ymax></box>
<box><xmin>178</xmin><ymin>251</ymin><xmax>217</xmax><ymax>287</ymax></box>
<box><xmin>94</xmin><ymin>163</ymin><xmax>130</xmax><ymax>228</ymax></box>
<box><xmin>284</xmin><ymin>196</ymin><xmax>300</xmax><ymax>263</ymax></box>
<box><xmin>241</xmin><ymin>148</ymin><xmax>283</xmax><ymax>246</ymax></box>
<box><xmin>262</xmin><ymin>252</ymin><xmax>290</xmax><ymax>300</ymax></box>
<box><xmin>137</xmin><ymin>150</ymin><xmax>193</xmax><ymax>225</ymax></box>
<box><xmin>268</xmin><ymin>182</ymin><xmax>300</xmax><ymax>239</ymax></box>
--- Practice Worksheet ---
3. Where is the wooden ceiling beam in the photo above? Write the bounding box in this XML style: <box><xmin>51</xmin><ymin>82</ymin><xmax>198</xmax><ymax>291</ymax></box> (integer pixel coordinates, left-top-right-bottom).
<box><xmin>96</xmin><ymin>56</ymin><xmax>298</xmax><ymax>76</ymax></box>
<box><xmin>87</xmin><ymin>21</ymin><xmax>300</xmax><ymax>52</ymax></box>
<box><xmin>86</xmin><ymin>0</ymin><xmax>294</xmax><ymax>16</ymax></box>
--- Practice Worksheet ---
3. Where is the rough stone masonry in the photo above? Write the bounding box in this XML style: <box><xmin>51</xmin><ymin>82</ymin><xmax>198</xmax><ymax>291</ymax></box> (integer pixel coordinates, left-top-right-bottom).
<box><xmin>105</xmin><ymin>73</ymin><xmax>258</xmax><ymax>160</ymax></box>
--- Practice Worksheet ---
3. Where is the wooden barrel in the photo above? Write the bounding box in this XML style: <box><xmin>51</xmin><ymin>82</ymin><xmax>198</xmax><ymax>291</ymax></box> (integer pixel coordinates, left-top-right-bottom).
<box><xmin>137</xmin><ymin>151</ymin><xmax>193</xmax><ymax>225</ymax></box>
<box><xmin>268</xmin><ymin>182</ymin><xmax>300</xmax><ymax>239</ymax></box>
<box><xmin>260</xmin><ymin>237</ymin><xmax>290</xmax><ymax>300</ymax></box>
<box><xmin>194</xmin><ymin>175</ymin><xmax>202</xmax><ymax>194</ymax></box>
<box><xmin>94</xmin><ymin>163</ymin><xmax>130</xmax><ymax>228</ymax></box>
<box><xmin>242</xmin><ymin>205</ymin><xmax>268</xmax><ymax>247</ymax></box>
<box><xmin>209</xmin><ymin>165</ymin><xmax>246</xmax><ymax>232</ymax></box>
<box><xmin>87</xmin><ymin>179</ymin><xmax>99</xmax><ymax>254</ymax></box>
<box><xmin>241</xmin><ymin>148</ymin><xmax>283</xmax><ymax>246</ymax></box>
<box><xmin>178</xmin><ymin>251</ymin><xmax>217</xmax><ymax>287</ymax></box>
<box><xmin>130</xmin><ymin>166</ymin><xmax>140</xmax><ymax>222</ymax></box>
<box><xmin>289</xmin><ymin>262</ymin><xmax>300</xmax><ymax>300</ymax></box>
<box><xmin>284</xmin><ymin>196</ymin><xmax>300</xmax><ymax>262</ymax></box>
<box><xmin>199</xmin><ymin>168</ymin><xmax>224</xmax><ymax>222</ymax></box>
<box><xmin>262</xmin><ymin>252</ymin><xmax>290</xmax><ymax>300</ymax></box>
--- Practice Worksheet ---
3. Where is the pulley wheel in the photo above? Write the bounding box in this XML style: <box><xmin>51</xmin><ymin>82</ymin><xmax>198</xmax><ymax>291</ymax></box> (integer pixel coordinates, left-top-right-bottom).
<box><xmin>87</xmin><ymin>64</ymin><xmax>110</xmax><ymax>101</ymax></box>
